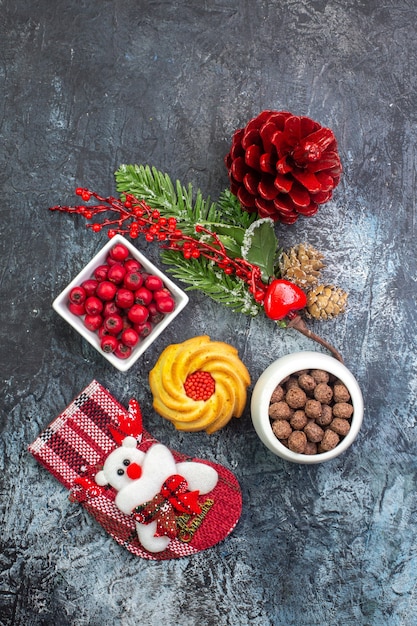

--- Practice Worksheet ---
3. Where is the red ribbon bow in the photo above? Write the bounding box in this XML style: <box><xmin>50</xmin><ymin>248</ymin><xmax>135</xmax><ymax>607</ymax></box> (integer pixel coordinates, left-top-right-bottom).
<box><xmin>133</xmin><ymin>474</ymin><xmax>201</xmax><ymax>539</ymax></box>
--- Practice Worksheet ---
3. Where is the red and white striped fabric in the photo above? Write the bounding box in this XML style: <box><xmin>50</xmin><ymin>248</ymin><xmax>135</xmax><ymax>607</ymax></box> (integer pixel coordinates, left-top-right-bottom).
<box><xmin>28</xmin><ymin>380</ymin><xmax>242</xmax><ymax>561</ymax></box>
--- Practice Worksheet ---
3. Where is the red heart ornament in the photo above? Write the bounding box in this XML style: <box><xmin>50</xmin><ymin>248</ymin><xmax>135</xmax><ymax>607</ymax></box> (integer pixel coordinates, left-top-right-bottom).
<box><xmin>263</xmin><ymin>279</ymin><xmax>307</xmax><ymax>321</ymax></box>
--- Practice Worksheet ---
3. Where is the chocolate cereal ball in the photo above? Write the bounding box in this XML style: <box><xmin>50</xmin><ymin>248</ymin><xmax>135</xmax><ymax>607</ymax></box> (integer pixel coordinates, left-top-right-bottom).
<box><xmin>288</xmin><ymin>430</ymin><xmax>307</xmax><ymax>453</ymax></box>
<box><xmin>330</xmin><ymin>418</ymin><xmax>351</xmax><ymax>436</ymax></box>
<box><xmin>310</xmin><ymin>369</ymin><xmax>330</xmax><ymax>384</ymax></box>
<box><xmin>270</xmin><ymin>385</ymin><xmax>285</xmax><ymax>403</ymax></box>
<box><xmin>316</xmin><ymin>404</ymin><xmax>333</xmax><ymax>427</ymax></box>
<box><xmin>305</xmin><ymin>399</ymin><xmax>322</xmax><ymax>419</ymax></box>
<box><xmin>333</xmin><ymin>382</ymin><xmax>351</xmax><ymax>403</ymax></box>
<box><xmin>304</xmin><ymin>441</ymin><xmax>318</xmax><ymax>455</ymax></box>
<box><xmin>304</xmin><ymin>421</ymin><xmax>325</xmax><ymax>443</ymax></box>
<box><xmin>272</xmin><ymin>419</ymin><xmax>292</xmax><ymax>440</ymax></box>
<box><xmin>320</xmin><ymin>429</ymin><xmax>340</xmax><ymax>451</ymax></box>
<box><xmin>314</xmin><ymin>382</ymin><xmax>333</xmax><ymax>404</ymax></box>
<box><xmin>269</xmin><ymin>401</ymin><xmax>292</xmax><ymax>420</ymax></box>
<box><xmin>332</xmin><ymin>402</ymin><xmax>354</xmax><ymax>419</ymax></box>
<box><xmin>290</xmin><ymin>410</ymin><xmax>308</xmax><ymax>430</ymax></box>
<box><xmin>286</xmin><ymin>377</ymin><xmax>301</xmax><ymax>390</ymax></box>
<box><xmin>286</xmin><ymin>387</ymin><xmax>307</xmax><ymax>409</ymax></box>
<box><xmin>298</xmin><ymin>373</ymin><xmax>316</xmax><ymax>394</ymax></box>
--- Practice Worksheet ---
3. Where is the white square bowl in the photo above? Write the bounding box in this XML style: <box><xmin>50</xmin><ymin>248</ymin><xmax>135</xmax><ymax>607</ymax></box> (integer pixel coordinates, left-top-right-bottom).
<box><xmin>52</xmin><ymin>234</ymin><xmax>189</xmax><ymax>371</ymax></box>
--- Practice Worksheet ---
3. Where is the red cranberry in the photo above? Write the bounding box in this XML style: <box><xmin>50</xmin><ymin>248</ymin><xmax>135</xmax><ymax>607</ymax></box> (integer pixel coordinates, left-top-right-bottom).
<box><xmin>123</xmin><ymin>270</ymin><xmax>143</xmax><ymax>290</ymax></box>
<box><xmin>69</xmin><ymin>286</ymin><xmax>86</xmax><ymax>304</ymax></box>
<box><xmin>114</xmin><ymin>342</ymin><xmax>132</xmax><ymax>359</ymax></box>
<box><xmin>103</xmin><ymin>313</ymin><xmax>124</xmax><ymax>335</ymax></box>
<box><xmin>105</xmin><ymin>253</ymin><xmax>119</xmax><ymax>267</ymax></box>
<box><xmin>68</xmin><ymin>302</ymin><xmax>86</xmax><ymax>316</ymax></box>
<box><xmin>81</xmin><ymin>279</ymin><xmax>99</xmax><ymax>296</ymax></box>
<box><xmin>103</xmin><ymin>301</ymin><xmax>120</xmax><ymax>317</ymax></box>
<box><xmin>96</xmin><ymin>281</ymin><xmax>117</xmax><ymax>301</ymax></box>
<box><xmin>147</xmin><ymin>302</ymin><xmax>159</xmax><ymax>317</ymax></box>
<box><xmin>134</xmin><ymin>321</ymin><xmax>153</xmax><ymax>337</ymax></box>
<box><xmin>84</xmin><ymin>314</ymin><xmax>103</xmax><ymax>331</ymax></box>
<box><xmin>101</xmin><ymin>334</ymin><xmax>119</xmax><ymax>353</ymax></box>
<box><xmin>98</xmin><ymin>325</ymin><xmax>110</xmax><ymax>339</ymax></box>
<box><xmin>127</xmin><ymin>304</ymin><xmax>149</xmax><ymax>324</ymax></box>
<box><xmin>84</xmin><ymin>296</ymin><xmax>103</xmax><ymax>315</ymax></box>
<box><xmin>109</xmin><ymin>243</ymin><xmax>129</xmax><ymax>262</ymax></box>
<box><xmin>121</xmin><ymin>328</ymin><xmax>140</xmax><ymax>347</ymax></box>
<box><xmin>107</xmin><ymin>263</ymin><xmax>126</xmax><ymax>284</ymax></box>
<box><xmin>134</xmin><ymin>286</ymin><xmax>153</xmax><ymax>306</ymax></box>
<box><xmin>153</xmin><ymin>288</ymin><xmax>171</xmax><ymax>301</ymax></box>
<box><xmin>94</xmin><ymin>264</ymin><xmax>109</xmax><ymax>282</ymax></box>
<box><xmin>115</xmin><ymin>288</ymin><xmax>134</xmax><ymax>309</ymax></box>
<box><xmin>156</xmin><ymin>296</ymin><xmax>175</xmax><ymax>313</ymax></box>
<box><xmin>124</xmin><ymin>259</ymin><xmax>142</xmax><ymax>272</ymax></box>
<box><xmin>150</xmin><ymin>312</ymin><xmax>165</xmax><ymax>325</ymax></box>
<box><xmin>145</xmin><ymin>275</ymin><xmax>164</xmax><ymax>291</ymax></box>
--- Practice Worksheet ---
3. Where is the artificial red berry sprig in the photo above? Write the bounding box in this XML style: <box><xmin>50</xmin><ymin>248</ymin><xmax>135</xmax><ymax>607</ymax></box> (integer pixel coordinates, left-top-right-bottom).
<box><xmin>51</xmin><ymin>188</ymin><xmax>343</xmax><ymax>361</ymax></box>
<box><xmin>51</xmin><ymin>188</ymin><xmax>271</xmax><ymax>305</ymax></box>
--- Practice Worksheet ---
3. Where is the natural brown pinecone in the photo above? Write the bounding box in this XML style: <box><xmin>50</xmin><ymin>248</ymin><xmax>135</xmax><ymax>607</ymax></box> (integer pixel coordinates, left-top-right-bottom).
<box><xmin>279</xmin><ymin>243</ymin><xmax>325</xmax><ymax>288</ymax></box>
<box><xmin>306</xmin><ymin>284</ymin><xmax>348</xmax><ymax>320</ymax></box>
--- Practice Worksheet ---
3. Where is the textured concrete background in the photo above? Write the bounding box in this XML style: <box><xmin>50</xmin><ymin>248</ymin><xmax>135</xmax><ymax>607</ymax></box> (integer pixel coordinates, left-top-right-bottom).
<box><xmin>1</xmin><ymin>1</ymin><xmax>417</xmax><ymax>624</ymax></box>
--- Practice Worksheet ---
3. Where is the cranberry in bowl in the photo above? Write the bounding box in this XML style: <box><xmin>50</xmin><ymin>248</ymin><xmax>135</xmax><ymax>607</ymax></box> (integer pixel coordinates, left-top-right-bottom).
<box><xmin>52</xmin><ymin>235</ymin><xmax>189</xmax><ymax>371</ymax></box>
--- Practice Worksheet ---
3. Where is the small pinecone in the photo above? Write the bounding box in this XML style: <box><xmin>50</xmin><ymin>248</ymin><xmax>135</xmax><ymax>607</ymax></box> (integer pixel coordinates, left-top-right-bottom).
<box><xmin>306</xmin><ymin>284</ymin><xmax>348</xmax><ymax>320</ymax></box>
<box><xmin>279</xmin><ymin>243</ymin><xmax>325</xmax><ymax>288</ymax></box>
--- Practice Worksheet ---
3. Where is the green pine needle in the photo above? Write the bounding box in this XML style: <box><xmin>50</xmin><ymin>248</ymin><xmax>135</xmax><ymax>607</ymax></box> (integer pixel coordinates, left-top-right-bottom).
<box><xmin>161</xmin><ymin>250</ymin><xmax>262</xmax><ymax>316</ymax></box>
<box><xmin>115</xmin><ymin>164</ymin><xmax>257</xmax><ymax>233</ymax></box>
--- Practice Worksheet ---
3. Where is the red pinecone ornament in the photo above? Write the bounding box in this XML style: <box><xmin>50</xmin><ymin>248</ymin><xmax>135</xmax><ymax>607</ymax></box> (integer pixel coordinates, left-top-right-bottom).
<box><xmin>225</xmin><ymin>110</ymin><xmax>342</xmax><ymax>224</ymax></box>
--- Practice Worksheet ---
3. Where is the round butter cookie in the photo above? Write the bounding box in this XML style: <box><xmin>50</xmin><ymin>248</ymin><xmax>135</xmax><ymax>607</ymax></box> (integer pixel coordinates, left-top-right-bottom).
<box><xmin>149</xmin><ymin>335</ymin><xmax>251</xmax><ymax>434</ymax></box>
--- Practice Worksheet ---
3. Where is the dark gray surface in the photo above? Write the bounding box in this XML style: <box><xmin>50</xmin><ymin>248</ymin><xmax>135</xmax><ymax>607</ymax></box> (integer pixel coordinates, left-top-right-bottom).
<box><xmin>1</xmin><ymin>1</ymin><xmax>416</xmax><ymax>624</ymax></box>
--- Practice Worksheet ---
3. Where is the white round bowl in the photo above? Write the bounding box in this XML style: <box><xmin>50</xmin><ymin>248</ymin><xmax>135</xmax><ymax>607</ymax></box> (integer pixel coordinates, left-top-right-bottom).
<box><xmin>251</xmin><ymin>351</ymin><xmax>364</xmax><ymax>464</ymax></box>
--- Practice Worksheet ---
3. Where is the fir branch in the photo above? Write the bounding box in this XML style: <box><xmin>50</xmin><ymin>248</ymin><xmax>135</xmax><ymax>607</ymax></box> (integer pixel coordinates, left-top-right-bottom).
<box><xmin>160</xmin><ymin>250</ymin><xmax>262</xmax><ymax>316</ymax></box>
<box><xmin>115</xmin><ymin>164</ymin><xmax>257</xmax><ymax>232</ymax></box>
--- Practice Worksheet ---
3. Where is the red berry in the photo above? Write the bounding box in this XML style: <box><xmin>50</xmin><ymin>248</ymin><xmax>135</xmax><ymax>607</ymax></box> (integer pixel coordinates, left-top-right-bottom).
<box><xmin>153</xmin><ymin>288</ymin><xmax>171</xmax><ymax>301</ymax></box>
<box><xmin>103</xmin><ymin>301</ymin><xmax>120</xmax><ymax>317</ymax></box>
<box><xmin>134</xmin><ymin>286</ymin><xmax>153</xmax><ymax>306</ymax></box>
<box><xmin>150</xmin><ymin>311</ymin><xmax>165</xmax><ymax>325</ymax></box>
<box><xmin>114</xmin><ymin>342</ymin><xmax>132</xmax><ymax>359</ymax></box>
<box><xmin>134</xmin><ymin>321</ymin><xmax>153</xmax><ymax>337</ymax></box>
<box><xmin>100</xmin><ymin>334</ymin><xmax>119</xmax><ymax>353</ymax></box>
<box><xmin>69</xmin><ymin>286</ymin><xmax>87</xmax><ymax>304</ymax></box>
<box><xmin>127</xmin><ymin>304</ymin><xmax>149</xmax><ymax>324</ymax></box>
<box><xmin>98</xmin><ymin>325</ymin><xmax>110</xmax><ymax>339</ymax></box>
<box><xmin>115</xmin><ymin>288</ymin><xmax>134</xmax><ymax>309</ymax></box>
<box><xmin>124</xmin><ymin>259</ymin><xmax>142</xmax><ymax>272</ymax></box>
<box><xmin>94</xmin><ymin>264</ymin><xmax>109</xmax><ymax>282</ymax></box>
<box><xmin>103</xmin><ymin>314</ymin><xmax>124</xmax><ymax>335</ymax></box>
<box><xmin>145</xmin><ymin>275</ymin><xmax>164</xmax><ymax>291</ymax></box>
<box><xmin>96</xmin><ymin>281</ymin><xmax>117</xmax><ymax>301</ymax></box>
<box><xmin>147</xmin><ymin>302</ymin><xmax>159</xmax><ymax>317</ymax></box>
<box><xmin>107</xmin><ymin>263</ymin><xmax>126</xmax><ymax>284</ymax></box>
<box><xmin>68</xmin><ymin>302</ymin><xmax>86</xmax><ymax>316</ymax></box>
<box><xmin>121</xmin><ymin>328</ymin><xmax>140</xmax><ymax>347</ymax></box>
<box><xmin>123</xmin><ymin>270</ymin><xmax>143</xmax><ymax>290</ymax></box>
<box><xmin>105</xmin><ymin>253</ymin><xmax>119</xmax><ymax>267</ymax></box>
<box><xmin>84</xmin><ymin>314</ymin><xmax>103</xmax><ymax>331</ymax></box>
<box><xmin>110</xmin><ymin>243</ymin><xmax>129</xmax><ymax>262</ymax></box>
<box><xmin>84</xmin><ymin>296</ymin><xmax>103</xmax><ymax>315</ymax></box>
<box><xmin>81</xmin><ymin>279</ymin><xmax>98</xmax><ymax>296</ymax></box>
<box><xmin>156</xmin><ymin>296</ymin><xmax>175</xmax><ymax>313</ymax></box>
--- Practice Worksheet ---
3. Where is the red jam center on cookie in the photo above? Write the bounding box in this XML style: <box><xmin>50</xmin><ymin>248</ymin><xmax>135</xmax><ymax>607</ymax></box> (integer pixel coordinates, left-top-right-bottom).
<box><xmin>184</xmin><ymin>371</ymin><xmax>216</xmax><ymax>401</ymax></box>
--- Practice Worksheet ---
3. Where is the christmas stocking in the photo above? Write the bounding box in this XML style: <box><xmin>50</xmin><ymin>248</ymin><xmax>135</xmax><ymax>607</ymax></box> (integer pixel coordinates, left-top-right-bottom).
<box><xmin>28</xmin><ymin>380</ymin><xmax>242</xmax><ymax>560</ymax></box>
